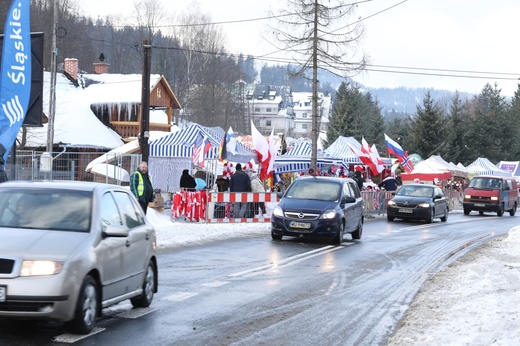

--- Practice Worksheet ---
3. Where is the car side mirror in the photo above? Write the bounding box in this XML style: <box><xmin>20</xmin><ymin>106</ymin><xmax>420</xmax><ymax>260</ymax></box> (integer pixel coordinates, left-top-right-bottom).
<box><xmin>103</xmin><ymin>224</ymin><xmax>130</xmax><ymax>238</ymax></box>
<box><xmin>277</xmin><ymin>191</ymin><xmax>284</xmax><ymax>199</ymax></box>
<box><xmin>342</xmin><ymin>196</ymin><xmax>356</xmax><ymax>204</ymax></box>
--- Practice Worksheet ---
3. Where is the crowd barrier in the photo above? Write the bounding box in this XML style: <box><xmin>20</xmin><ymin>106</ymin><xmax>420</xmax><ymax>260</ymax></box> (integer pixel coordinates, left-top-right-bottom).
<box><xmin>170</xmin><ymin>189</ymin><xmax>464</xmax><ymax>223</ymax></box>
<box><xmin>206</xmin><ymin>192</ymin><xmax>279</xmax><ymax>223</ymax></box>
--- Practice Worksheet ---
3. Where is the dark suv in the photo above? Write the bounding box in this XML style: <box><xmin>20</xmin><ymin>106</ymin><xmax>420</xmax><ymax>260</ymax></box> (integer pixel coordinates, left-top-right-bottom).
<box><xmin>271</xmin><ymin>176</ymin><xmax>364</xmax><ymax>244</ymax></box>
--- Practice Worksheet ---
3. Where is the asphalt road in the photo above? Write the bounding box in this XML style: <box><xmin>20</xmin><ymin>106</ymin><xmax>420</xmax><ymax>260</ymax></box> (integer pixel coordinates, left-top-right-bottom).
<box><xmin>0</xmin><ymin>213</ymin><xmax>515</xmax><ymax>346</ymax></box>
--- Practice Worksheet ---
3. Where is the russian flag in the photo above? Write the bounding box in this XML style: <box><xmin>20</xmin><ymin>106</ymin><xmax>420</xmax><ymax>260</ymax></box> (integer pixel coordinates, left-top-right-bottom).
<box><xmin>384</xmin><ymin>134</ymin><xmax>405</xmax><ymax>157</ymax></box>
<box><xmin>384</xmin><ymin>134</ymin><xmax>414</xmax><ymax>174</ymax></box>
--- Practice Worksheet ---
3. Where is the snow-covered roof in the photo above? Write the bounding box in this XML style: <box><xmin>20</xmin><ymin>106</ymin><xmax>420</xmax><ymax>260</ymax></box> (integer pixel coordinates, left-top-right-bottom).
<box><xmin>22</xmin><ymin>72</ymin><xmax>169</xmax><ymax>150</ymax></box>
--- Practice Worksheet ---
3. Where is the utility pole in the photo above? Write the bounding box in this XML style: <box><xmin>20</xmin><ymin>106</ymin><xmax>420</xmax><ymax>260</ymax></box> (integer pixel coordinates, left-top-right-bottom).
<box><xmin>310</xmin><ymin>0</ymin><xmax>319</xmax><ymax>172</ymax></box>
<box><xmin>42</xmin><ymin>0</ymin><xmax>58</xmax><ymax>175</ymax></box>
<box><xmin>140</xmin><ymin>40</ymin><xmax>151</xmax><ymax>163</ymax></box>
<box><xmin>46</xmin><ymin>0</ymin><xmax>58</xmax><ymax>154</ymax></box>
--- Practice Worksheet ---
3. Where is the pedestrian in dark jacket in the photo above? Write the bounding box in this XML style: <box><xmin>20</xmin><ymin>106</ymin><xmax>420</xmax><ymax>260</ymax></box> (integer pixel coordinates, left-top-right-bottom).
<box><xmin>230</xmin><ymin>163</ymin><xmax>251</xmax><ymax>217</ymax></box>
<box><xmin>130</xmin><ymin>161</ymin><xmax>155</xmax><ymax>214</ymax></box>
<box><xmin>179</xmin><ymin>169</ymin><xmax>196</xmax><ymax>191</ymax></box>
<box><xmin>378</xmin><ymin>176</ymin><xmax>398</xmax><ymax>191</ymax></box>
<box><xmin>0</xmin><ymin>144</ymin><xmax>8</xmax><ymax>183</ymax></box>
<box><xmin>353</xmin><ymin>170</ymin><xmax>364</xmax><ymax>190</ymax></box>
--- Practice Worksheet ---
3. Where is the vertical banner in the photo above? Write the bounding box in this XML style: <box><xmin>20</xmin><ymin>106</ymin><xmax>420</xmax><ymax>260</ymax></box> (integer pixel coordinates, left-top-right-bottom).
<box><xmin>0</xmin><ymin>0</ymin><xmax>32</xmax><ymax>164</ymax></box>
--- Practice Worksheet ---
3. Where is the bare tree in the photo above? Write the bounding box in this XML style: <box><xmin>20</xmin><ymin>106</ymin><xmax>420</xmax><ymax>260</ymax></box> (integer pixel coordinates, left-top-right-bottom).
<box><xmin>270</xmin><ymin>0</ymin><xmax>366</xmax><ymax>170</ymax></box>
<box><xmin>133</xmin><ymin>0</ymin><xmax>167</xmax><ymax>43</ymax></box>
<box><xmin>171</xmin><ymin>7</ymin><xmax>228</xmax><ymax>126</ymax></box>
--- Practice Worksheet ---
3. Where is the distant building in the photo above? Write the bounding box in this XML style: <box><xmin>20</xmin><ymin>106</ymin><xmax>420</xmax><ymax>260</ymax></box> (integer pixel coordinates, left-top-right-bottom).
<box><xmin>291</xmin><ymin>91</ymin><xmax>332</xmax><ymax>139</ymax></box>
<box><xmin>246</xmin><ymin>84</ymin><xmax>294</xmax><ymax>136</ymax></box>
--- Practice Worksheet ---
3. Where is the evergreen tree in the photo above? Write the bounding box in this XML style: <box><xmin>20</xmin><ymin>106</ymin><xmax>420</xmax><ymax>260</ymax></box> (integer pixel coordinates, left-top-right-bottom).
<box><xmin>468</xmin><ymin>83</ymin><xmax>510</xmax><ymax>163</ymax></box>
<box><xmin>444</xmin><ymin>92</ymin><xmax>472</xmax><ymax>165</ymax></box>
<box><xmin>325</xmin><ymin>82</ymin><xmax>385</xmax><ymax>149</ymax></box>
<box><xmin>507</xmin><ymin>83</ymin><xmax>520</xmax><ymax>159</ymax></box>
<box><xmin>410</xmin><ymin>91</ymin><xmax>448</xmax><ymax>158</ymax></box>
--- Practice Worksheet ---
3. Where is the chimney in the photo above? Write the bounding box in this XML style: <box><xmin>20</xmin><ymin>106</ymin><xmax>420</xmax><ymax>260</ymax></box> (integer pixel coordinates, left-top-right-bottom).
<box><xmin>64</xmin><ymin>58</ymin><xmax>78</xmax><ymax>80</ymax></box>
<box><xmin>93</xmin><ymin>53</ymin><xmax>109</xmax><ymax>74</ymax></box>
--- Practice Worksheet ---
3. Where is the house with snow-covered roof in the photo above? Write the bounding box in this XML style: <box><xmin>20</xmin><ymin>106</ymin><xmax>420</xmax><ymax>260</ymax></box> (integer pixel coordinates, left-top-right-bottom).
<box><xmin>16</xmin><ymin>57</ymin><xmax>181</xmax><ymax>181</ymax></box>
<box><xmin>21</xmin><ymin>57</ymin><xmax>181</xmax><ymax>150</ymax></box>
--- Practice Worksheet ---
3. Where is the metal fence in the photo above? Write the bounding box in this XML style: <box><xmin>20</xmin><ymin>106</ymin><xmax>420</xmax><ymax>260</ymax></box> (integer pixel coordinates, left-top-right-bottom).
<box><xmin>4</xmin><ymin>150</ymin><xmax>141</xmax><ymax>185</ymax></box>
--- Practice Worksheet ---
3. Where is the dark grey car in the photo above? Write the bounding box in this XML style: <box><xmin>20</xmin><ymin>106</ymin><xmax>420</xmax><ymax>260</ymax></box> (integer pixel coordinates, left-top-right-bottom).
<box><xmin>386</xmin><ymin>183</ymin><xmax>449</xmax><ymax>223</ymax></box>
<box><xmin>0</xmin><ymin>181</ymin><xmax>158</xmax><ymax>334</ymax></box>
<box><xmin>271</xmin><ymin>176</ymin><xmax>364</xmax><ymax>244</ymax></box>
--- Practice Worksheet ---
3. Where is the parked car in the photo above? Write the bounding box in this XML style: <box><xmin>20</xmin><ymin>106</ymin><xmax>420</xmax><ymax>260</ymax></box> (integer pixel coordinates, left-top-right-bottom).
<box><xmin>386</xmin><ymin>183</ymin><xmax>449</xmax><ymax>223</ymax></box>
<box><xmin>0</xmin><ymin>181</ymin><xmax>158</xmax><ymax>334</ymax></box>
<box><xmin>463</xmin><ymin>175</ymin><xmax>518</xmax><ymax>216</ymax></box>
<box><xmin>271</xmin><ymin>176</ymin><xmax>364</xmax><ymax>244</ymax></box>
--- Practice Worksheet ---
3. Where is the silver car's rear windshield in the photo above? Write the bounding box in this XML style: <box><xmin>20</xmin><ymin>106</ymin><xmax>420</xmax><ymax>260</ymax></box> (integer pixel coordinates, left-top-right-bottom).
<box><xmin>0</xmin><ymin>188</ymin><xmax>92</xmax><ymax>232</ymax></box>
<box><xmin>284</xmin><ymin>180</ymin><xmax>340</xmax><ymax>201</ymax></box>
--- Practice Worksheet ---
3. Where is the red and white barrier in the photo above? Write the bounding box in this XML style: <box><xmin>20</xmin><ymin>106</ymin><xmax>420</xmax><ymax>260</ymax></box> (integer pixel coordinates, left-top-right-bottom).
<box><xmin>207</xmin><ymin>192</ymin><xmax>279</xmax><ymax>223</ymax></box>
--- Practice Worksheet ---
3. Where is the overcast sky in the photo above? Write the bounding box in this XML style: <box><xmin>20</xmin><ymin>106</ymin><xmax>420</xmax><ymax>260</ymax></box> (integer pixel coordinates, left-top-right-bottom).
<box><xmin>77</xmin><ymin>0</ymin><xmax>520</xmax><ymax>96</ymax></box>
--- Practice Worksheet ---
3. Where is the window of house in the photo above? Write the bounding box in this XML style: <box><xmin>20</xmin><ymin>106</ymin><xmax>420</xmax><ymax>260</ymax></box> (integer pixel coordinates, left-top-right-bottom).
<box><xmin>302</xmin><ymin>123</ymin><xmax>308</xmax><ymax>129</ymax></box>
<box><xmin>254</xmin><ymin>107</ymin><xmax>261</xmax><ymax>113</ymax></box>
<box><xmin>302</xmin><ymin>113</ymin><xmax>308</xmax><ymax>118</ymax></box>
<box><xmin>266</xmin><ymin>108</ymin><xmax>272</xmax><ymax>113</ymax></box>
<box><xmin>266</xmin><ymin>120</ymin><xmax>272</xmax><ymax>126</ymax></box>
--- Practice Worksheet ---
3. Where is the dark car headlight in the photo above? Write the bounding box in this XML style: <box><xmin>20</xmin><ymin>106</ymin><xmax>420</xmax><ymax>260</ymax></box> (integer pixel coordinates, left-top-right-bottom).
<box><xmin>320</xmin><ymin>209</ymin><xmax>337</xmax><ymax>219</ymax></box>
<box><xmin>273</xmin><ymin>205</ymin><xmax>284</xmax><ymax>217</ymax></box>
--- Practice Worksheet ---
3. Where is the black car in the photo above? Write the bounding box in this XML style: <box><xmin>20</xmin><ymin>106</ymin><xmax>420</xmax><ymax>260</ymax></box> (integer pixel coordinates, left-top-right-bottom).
<box><xmin>271</xmin><ymin>176</ymin><xmax>364</xmax><ymax>244</ymax></box>
<box><xmin>386</xmin><ymin>183</ymin><xmax>449</xmax><ymax>223</ymax></box>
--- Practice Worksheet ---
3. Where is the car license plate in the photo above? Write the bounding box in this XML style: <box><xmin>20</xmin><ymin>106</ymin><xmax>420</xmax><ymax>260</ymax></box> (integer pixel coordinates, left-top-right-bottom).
<box><xmin>290</xmin><ymin>221</ymin><xmax>311</xmax><ymax>229</ymax></box>
<box><xmin>399</xmin><ymin>208</ymin><xmax>413</xmax><ymax>213</ymax></box>
<box><xmin>475</xmin><ymin>203</ymin><xmax>485</xmax><ymax>207</ymax></box>
<box><xmin>0</xmin><ymin>286</ymin><xmax>6</xmax><ymax>302</ymax></box>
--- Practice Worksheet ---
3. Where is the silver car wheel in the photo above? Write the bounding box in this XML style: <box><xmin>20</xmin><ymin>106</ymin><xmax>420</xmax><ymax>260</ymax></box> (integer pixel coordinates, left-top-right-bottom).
<box><xmin>82</xmin><ymin>284</ymin><xmax>97</xmax><ymax>327</ymax></box>
<box><xmin>143</xmin><ymin>264</ymin><xmax>155</xmax><ymax>302</ymax></box>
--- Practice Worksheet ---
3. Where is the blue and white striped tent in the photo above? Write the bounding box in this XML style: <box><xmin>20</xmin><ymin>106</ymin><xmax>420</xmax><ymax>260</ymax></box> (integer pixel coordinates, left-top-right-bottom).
<box><xmin>466</xmin><ymin>157</ymin><xmax>510</xmax><ymax>177</ymax></box>
<box><xmin>148</xmin><ymin>123</ymin><xmax>256</xmax><ymax>193</ymax></box>
<box><xmin>323</xmin><ymin>136</ymin><xmax>362</xmax><ymax>164</ymax></box>
<box><xmin>284</xmin><ymin>141</ymin><xmax>329</xmax><ymax>157</ymax></box>
<box><xmin>274</xmin><ymin>155</ymin><xmax>349</xmax><ymax>173</ymax></box>
<box><xmin>149</xmin><ymin>124</ymin><xmax>220</xmax><ymax>158</ymax></box>
<box><xmin>149</xmin><ymin>124</ymin><xmax>256</xmax><ymax>162</ymax></box>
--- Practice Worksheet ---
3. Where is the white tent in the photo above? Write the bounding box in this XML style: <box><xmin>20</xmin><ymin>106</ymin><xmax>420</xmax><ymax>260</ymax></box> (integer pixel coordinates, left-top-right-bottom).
<box><xmin>466</xmin><ymin>157</ymin><xmax>510</xmax><ymax>177</ymax></box>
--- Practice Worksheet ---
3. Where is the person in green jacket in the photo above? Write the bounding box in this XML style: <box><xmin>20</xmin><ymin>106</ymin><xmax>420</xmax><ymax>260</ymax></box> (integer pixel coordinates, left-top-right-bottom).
<box><xmin>130</xmin><ymin>161</ymin><xmax>155</xmax><ymax>214</ymax></box>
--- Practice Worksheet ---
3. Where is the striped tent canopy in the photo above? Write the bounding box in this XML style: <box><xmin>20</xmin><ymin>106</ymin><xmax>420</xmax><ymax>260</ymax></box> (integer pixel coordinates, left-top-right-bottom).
<box><xmin>149</xmin><ymin>123</ymin><xmax>256</xmax><ymax>162</ymax></box>
<box><xmin>284</xmin><ymin>141</ymin><xmax>329</xmax><ymax>157</ymax></box>
<box><xmin>466</xmin><ymin>157</ymin><xmax>510</xmax><ymax>177</ymax></box>
<box><xmin>274</xmin><ymin>155</ymin><xmax>349</xmax><ymax>173</ymax></box>
<box><xmin>323</xmin><ymin>136</ymin><xmax>362</xmax><ymax>164</ymax></box>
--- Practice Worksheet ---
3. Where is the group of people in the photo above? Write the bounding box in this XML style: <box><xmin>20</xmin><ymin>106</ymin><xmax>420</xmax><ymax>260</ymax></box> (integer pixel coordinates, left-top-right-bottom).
<box><xmin>229</xmin><ymin>163</ymin><xmax>267</xmax><ymax>218</ymax></box>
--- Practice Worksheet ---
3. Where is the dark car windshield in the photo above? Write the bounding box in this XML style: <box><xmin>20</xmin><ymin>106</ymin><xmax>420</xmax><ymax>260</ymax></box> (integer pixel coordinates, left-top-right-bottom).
<box><xmin>396</xmin><ymin>185</ymin><xmax>433</xmax><ymax>198</ymax></box>
<box><xmin>469</xmin><ymin>177</ymin><xmax>501</xmax><ymax>190</ymax></box>
<box><xmin>0</xmin><ymin>188</ymin><xmax>92</xmax><ymax>232</ymax></box>
<box><xmin>284</xmin><ymin>180</ymin><xmax>340</xmax><ymax>201</ymax></box>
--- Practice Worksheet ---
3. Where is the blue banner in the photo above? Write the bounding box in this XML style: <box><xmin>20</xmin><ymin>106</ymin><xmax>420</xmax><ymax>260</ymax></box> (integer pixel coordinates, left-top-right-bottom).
<box><xmin>0</xmin><ymin>0</ymin><xmax>31</xmax><ymax>164</ymax></box>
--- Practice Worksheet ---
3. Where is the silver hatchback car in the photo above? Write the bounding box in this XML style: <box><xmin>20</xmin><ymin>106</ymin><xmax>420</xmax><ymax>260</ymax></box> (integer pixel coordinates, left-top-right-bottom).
<box><xmin>0</xmin><ymin>181</ymin><xmax>158</xmax><ymax>334</ymax></box>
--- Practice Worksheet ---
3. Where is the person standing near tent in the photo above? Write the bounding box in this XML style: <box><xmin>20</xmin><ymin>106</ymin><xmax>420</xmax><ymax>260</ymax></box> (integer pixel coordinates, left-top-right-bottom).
<box><xmin>230</xmin><ymin>163</ymin><xmax>251</xmax><ymax>217</ymax></box>
<box><xmin>249</xmin><ymin>170</ymin><xmax>267</xmax><ymax>217</ymax></box>
<box><xmin>180</xmin><ymin>169</ymin><xmax>196</xmax><ymax>191</ymax></box>
<box><xmin>130</xmin><ymin>161</ymin><xmax>155</xmax><ymax>214</ymax></box>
